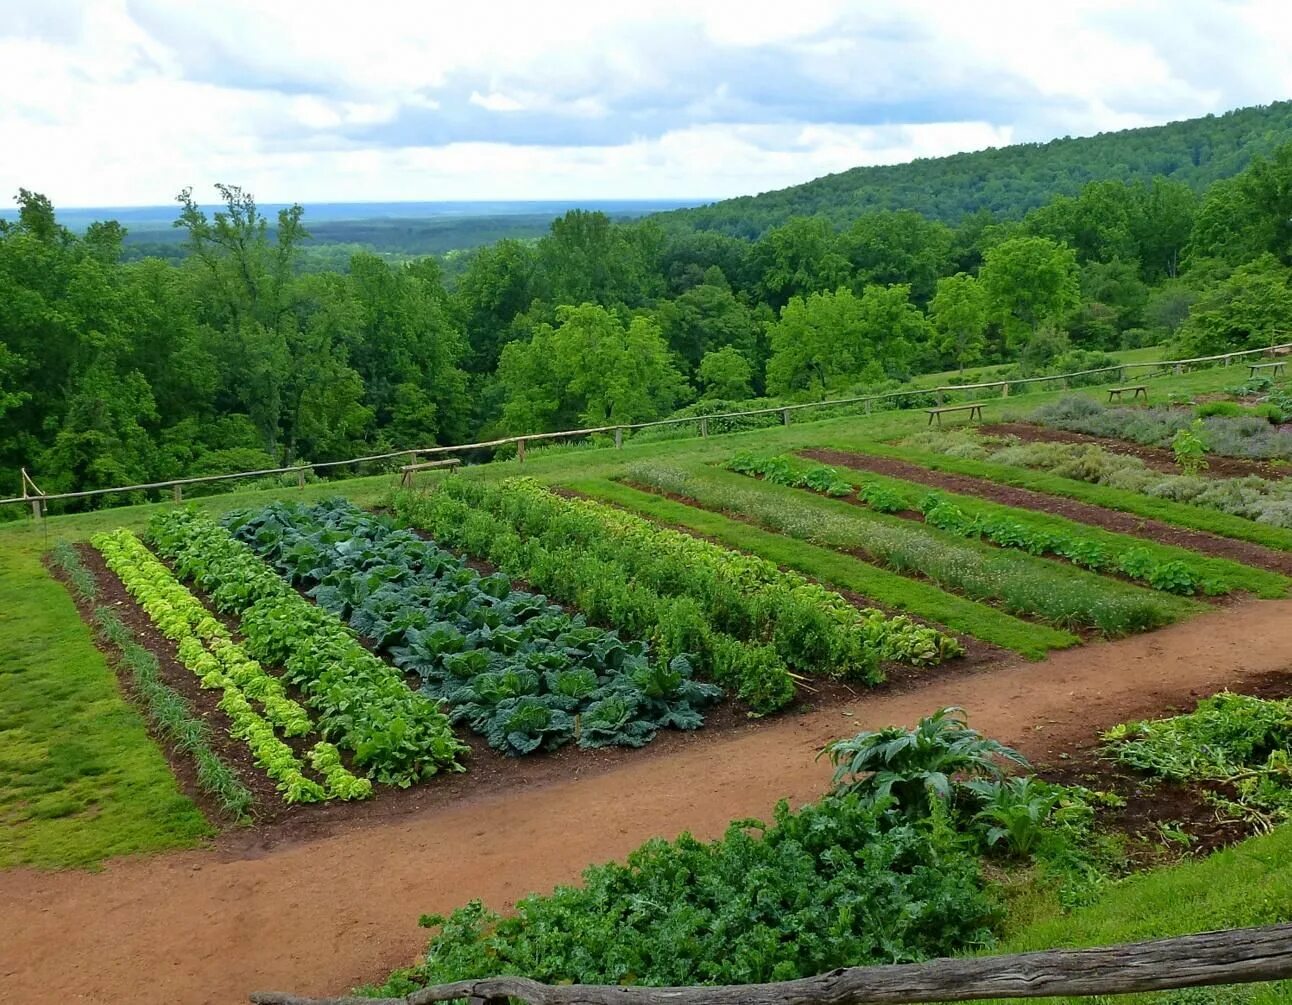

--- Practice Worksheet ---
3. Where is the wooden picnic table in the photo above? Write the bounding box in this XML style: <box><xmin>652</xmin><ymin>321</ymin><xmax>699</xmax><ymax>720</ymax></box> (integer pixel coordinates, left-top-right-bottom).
<box><xmin>926</xmin><ymin>402</ymin><xmax>984</xmax><ymax>426</ymax></box>
<box><xmin>1107</xmin><ymin>384</ymin><xmax>1148</xmax><ymax>402</ymax></box>
<box><xmin>1249</xmin><ymin>361</ymin><xmax>1287</xmax><ymax>378</ymax></box>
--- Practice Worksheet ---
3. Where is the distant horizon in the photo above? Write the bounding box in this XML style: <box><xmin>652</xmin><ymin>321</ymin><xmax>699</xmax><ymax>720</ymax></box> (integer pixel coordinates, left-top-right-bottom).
<box><xmin>0</xmin><ymin>197</ymin><xmax>710</xmax><ymax>229</ymax></box>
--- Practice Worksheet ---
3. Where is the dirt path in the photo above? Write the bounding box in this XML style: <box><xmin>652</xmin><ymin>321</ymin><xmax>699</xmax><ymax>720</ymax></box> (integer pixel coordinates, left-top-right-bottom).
<box><xmin>802</xmin><ymin>447</ymin><xmax>1292</xmax><ymax>577</ymax></box>
<box><xmin>4</xmin><ymin>600</ymin><xmax>1292</xmax><ymax>1005</ymax></box>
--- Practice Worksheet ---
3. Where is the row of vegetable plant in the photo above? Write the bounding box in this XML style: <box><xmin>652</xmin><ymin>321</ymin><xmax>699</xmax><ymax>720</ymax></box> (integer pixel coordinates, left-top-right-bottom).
<box><xmin>391</xmin><ymin>487</ymin><xmax>797</xmax><ymax>712</ymax></box>
<box><xmin>1030</xmin><ymin>395</ymin><xmax>1292</xmax><ymax>461</ymax></box>
<box><xmin>367</xmin><ymin>708</ymin><xmax>1101</xmax><ymax>997</ymax></box>
<box><xmin>722</xmin><ymin>452</ymin><xmax>1283</xmax><ymax>598</ymax></box>
<box><xmin>1104</xmin><ymin>692</ymin><xmax>1292</xmax><ymax>829</ymax></box>
<box><xmin>94</xmin><ymin>528</ymin><xmax>371</xmax><ymax>803</ymax></box>
<box><xmin>149</xmin><ymin>508</ymin><xmax>465</xmax><ymax>785</ymax></box>
<box><xmin>50</xmin><ymin>542</ymin><xmax>254</xmax><ymax>818</ymax></box>
<box><xmin>620</xmin><ymin>461</ymin><xmax>1201</xmax><ymax>636</ymax></box>
<box><xmin>420</xmin><ymin>477</ymin><xmax>961</xmax><ymax>671</ymax></box>
<box><xmin>895</xmin><ymin>431</ymin><xmax>1292</xmax><ymax>534</ymax></box>
<box><xmin>225</xmin><ymin>500</ymin><xmax>721</xmax><ymax>755</ymax></box>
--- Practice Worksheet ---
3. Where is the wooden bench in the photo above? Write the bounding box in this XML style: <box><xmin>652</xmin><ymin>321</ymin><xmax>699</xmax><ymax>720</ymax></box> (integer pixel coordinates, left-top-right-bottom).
<box><xmin>1250</xmin><ymin>361</ymin><xmax>1287</xmax><ymax>378</ymax></box>
<box><xmin>1107</xmin><ymin>384</ymin><xmax>1148</xmax><ymax>403</ymax></box>
<box><xmin>926</xmin><ymin>402</ymin><xmax>984</xmax><ymax>426</ymax></box>
<box><xmin>399</xmin><ymin>457</ymin><xmax>461</xmax><ymax>488</ymax></box>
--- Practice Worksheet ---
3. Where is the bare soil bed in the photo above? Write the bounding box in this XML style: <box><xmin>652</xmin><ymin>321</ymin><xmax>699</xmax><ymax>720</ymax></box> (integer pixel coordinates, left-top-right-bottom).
<box><xmin>801</xmin><ymin>447</ymin><xmax>1292</xmax><ymax>577</ymax></box>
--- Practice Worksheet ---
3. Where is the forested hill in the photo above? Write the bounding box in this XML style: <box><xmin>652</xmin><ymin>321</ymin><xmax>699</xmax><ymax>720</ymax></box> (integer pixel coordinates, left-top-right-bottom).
<box><xmin>659</xmin><ymin>101</ymin><xmax>1292</xmax><ymax>237</ymax></box>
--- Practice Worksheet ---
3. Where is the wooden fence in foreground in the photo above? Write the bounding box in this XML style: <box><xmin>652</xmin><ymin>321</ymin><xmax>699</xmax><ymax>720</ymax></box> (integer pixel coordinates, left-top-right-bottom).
<box><xmin>248</xmin><ymin>923</ymin><xmax>1292</xmax><ymax>1005</ymax></box>
<box><xmin>6</xmin><ymin>341</ymin><xmax>1290</xmax><ymax>520</ymax></box>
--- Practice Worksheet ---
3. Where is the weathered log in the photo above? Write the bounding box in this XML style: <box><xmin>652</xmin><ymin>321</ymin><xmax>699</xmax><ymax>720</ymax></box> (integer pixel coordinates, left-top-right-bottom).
<box><xmin>250</xmin><ymin>922</ymin><xmax>1292</xmax><ymax>1005</ymax></box>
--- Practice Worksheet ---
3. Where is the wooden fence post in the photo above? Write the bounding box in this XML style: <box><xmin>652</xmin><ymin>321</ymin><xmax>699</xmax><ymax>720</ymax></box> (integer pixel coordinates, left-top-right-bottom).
<box><xmin>31</xmin><ymin>498</ymin><xmax>42</xmax><ymax>521</ymax></box>
<box><xmin>614</xmin><ymin>428</ymin><xmax>623</xmax><ymax>449</ymax></box>
<box><xmin>1175</xmin><ymin>363</ymin><xmax>1184</xmax><ymax>376</ymax></box>
<box><xmin>296</xmin><ymin>470</ymin><xmax>306</xmax><ymax>490</ymax></box>
<box><xmin>864</xmin><ymin>400</ymin><xmax>871</xmax><ymax>415</ymax></box>
<box><xmin>172</xmin><ymin>484</ymin><xmax>183</xmax><ymax>503</ymax></box>
<box><xmin>781</xmin><ymin>408</ymin><xmax>790</xmax><ymax>426</ymax></box>
<box><xmin>1001</xmin><ymin>382</ymin><xmax>1010</xmax><ymax>397</ymax></box>
<box><xmin>517</xmin><ymin>439</ymin><xmax>526</xmax><ymax>463</ymax></box>
<box><xmin>700</xmin><ymin>417</ymin><xmax>709</xmax><ymax>438</ymax></box>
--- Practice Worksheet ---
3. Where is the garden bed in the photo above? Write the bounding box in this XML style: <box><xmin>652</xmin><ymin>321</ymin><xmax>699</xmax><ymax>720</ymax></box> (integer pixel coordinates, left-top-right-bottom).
<box><xmin>802</xmin><ymin>447</ymin><xmax>1292</xmax><ymax>577</ymax></box>
<box><xmin>983</xmin><ymin>422</ymin><xmax>1287</xmax><ymax>479</ymax></box>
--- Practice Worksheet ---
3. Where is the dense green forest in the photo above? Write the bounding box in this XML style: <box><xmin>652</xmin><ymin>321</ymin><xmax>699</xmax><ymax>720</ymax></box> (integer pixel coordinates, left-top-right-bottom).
<box><xmin>662</xmin><ymin>101</ymin><xmax>1292</xmax><ymax>235</ymax></box>
<box><xmin>2</xmin><ymin>103</ymin><xmax>1290</xmax><ymax>505</ymax></box>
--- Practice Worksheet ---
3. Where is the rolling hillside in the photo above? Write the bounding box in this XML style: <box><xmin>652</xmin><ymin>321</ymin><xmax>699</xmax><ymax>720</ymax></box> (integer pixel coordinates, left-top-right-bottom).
<box><xmin>659</xmin><ymin>100</ymin><xmax>1292</xmax><ymax>236</ymax></box>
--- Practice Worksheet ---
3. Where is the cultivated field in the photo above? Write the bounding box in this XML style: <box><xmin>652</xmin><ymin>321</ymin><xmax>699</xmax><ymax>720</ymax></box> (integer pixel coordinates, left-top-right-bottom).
<box><xmin>4</xmin><ymin>361</ymin><xmax>1292</xmax><ymax>1004</ymax></box>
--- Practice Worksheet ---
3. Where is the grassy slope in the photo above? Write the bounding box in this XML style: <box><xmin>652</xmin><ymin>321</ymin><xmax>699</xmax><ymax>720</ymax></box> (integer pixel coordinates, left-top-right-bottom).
<box><xmin>0</xmin><ymin>360</ymin><xmax>1275</xmax><ymax>868</ymax></box>
<box><xmin>0</xmin><ymin>537</ymin><xmax>211</xmax><ymax>868</ymax></box>
<box><xmin>802</xmin><ymin>457</ymin><xmax>1290</xmax><ymax>598</ymax></box>
<box><xmin>997</xmin><ymin>823</ymin><xmax>1292</xmax><ymax>1004</ymax></box>
<box><xmin>571</xmin><ymin>478</ymin><xmax>1074</xmax><ymax>658</ymax></box>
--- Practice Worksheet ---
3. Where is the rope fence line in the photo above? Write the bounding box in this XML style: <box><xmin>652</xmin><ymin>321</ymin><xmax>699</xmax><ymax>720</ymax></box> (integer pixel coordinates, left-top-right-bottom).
<box><xmin>6</xmin><ymin>341</ymin><xmax>1290</xmax><ymax>518</ymax></box>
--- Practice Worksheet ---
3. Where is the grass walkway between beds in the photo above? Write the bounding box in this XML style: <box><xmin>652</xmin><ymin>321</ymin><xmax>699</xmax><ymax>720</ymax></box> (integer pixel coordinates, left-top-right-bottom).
<box><xmin>570</xmin><ymin>478</ymin><xmax>1078</xmax><ymax>659</ymax></box>
<box><xmin>795</xmin><ymin>452</ymin><xmax>1290</xmax><ymax>599</ymax></box>
<box><xmin>825</xmin><ymin>438</ymin><xmax>1292</xmax><ymax>554</ymax></box>
<box><xmin>0</xmin><ymin>536</ymin><xmax>211</xmax><ymax>869</ymax></box>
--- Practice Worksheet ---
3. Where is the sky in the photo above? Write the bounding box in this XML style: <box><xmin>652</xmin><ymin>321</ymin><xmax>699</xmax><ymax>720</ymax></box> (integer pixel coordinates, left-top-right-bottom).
<box><xmin>2</xmin><ymin>0</ymin><xmax>1291</xmax><ymax>208</ymax></box>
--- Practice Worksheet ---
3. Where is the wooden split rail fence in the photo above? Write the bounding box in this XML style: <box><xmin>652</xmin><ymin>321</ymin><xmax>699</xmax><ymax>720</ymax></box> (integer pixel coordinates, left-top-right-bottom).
<box><xmin>249</xmin><ymin>923</ymin><xmax>1292</xmax><ymax>1005</ymax></box>
<box><xmin>6</xmin><ymin>341</ymin><xmax>1290</xmax><ymax>520</ymax></box>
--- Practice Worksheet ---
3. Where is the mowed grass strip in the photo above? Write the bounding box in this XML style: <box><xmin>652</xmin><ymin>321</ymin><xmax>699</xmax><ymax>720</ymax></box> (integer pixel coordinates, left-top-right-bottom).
<box><xmin>571</xmin><ymin>478</ymin><xmax>1075</xmax><ymax>659</ymax></box>
<box><xmin>831</xmin><ymin>438</ymin><xmax>1292</xmax><ymax>554</ymax></box>
<box><xmin>620</xmin><ymin>461</ymin><xmax>1203</xmax><ymax>637</ymax></box>
<box><xmin>798</xmin><ymin>452</ymin><xmax>1291</xmax><ymax>599</ymax></box>
<box><xmin>0</xmin><ymin>537</ymin><xmax>211</xmax><ymax>869</ymax></box>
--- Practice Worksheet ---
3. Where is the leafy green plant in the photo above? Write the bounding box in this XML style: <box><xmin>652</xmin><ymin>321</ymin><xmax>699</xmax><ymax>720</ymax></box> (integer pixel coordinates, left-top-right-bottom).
<box><xmin>149</xmin><ymin>508</ymin><xmax>466</xmax><ymax>785</ymax></box>
<box><xmin>1172</xmin><ymin>419</ymin><xmax>1210</xmax><ymax>476</ymax></box>
<box><xmin>366</xmin><ymin>794</ymin><xmax>994</xmax><ymax>995</ymax></box>
<box><xmin>1105</xmin><ymin>692</ymin><xmax>1292</xmax><ymax>828</ymax></box>
<box><xmin>821</xmin><ymin>706</ymin><xmax>1028</xmax><ymax>817</ymax></box>
<box><xmin>227</xmin><ymin>500</ymin><xmax>722</xmax><ymax>751</ymax></box>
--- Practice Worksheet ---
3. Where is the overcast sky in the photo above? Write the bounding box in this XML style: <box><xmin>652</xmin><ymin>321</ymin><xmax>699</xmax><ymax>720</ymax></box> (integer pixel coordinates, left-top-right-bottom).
<box><xmin>3</xmin><ymin>0</ymin><xmax>1290</xmax><ymax>208</ymax></box>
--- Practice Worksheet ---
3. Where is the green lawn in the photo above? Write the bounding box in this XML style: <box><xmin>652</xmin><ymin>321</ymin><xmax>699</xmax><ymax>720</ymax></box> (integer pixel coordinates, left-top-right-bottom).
<box><xmin>0</xmin><ymin>536</ymin><xmax>212</xmax><ymax>868</ymax></box>
<box><xmin>995</xmin><ymin>823</ymin><xmax>1292</xmax><ymax>1004</ymax></box>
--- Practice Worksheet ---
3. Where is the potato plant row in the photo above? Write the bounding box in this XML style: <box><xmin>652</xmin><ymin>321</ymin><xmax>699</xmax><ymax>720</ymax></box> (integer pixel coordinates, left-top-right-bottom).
<box><xmin>149</xmin><ymin>509</ymin><xmax>465</xmax><ymax>786</ymax></box>
<box><xmin>393</xmin><ymin>486</ymin><xmax>798</xmax><ymax>712</ymax></box>
<box><xmin>724</xmin><ymin>453</ymin><xmax>1227</xmax><ymax>596</ymax></box>
<box><xmin>623</xmin><ymin>461</ymin><xmax>1199</xmax><ymax>637</ymax></box>
<box><xmin>93</xmin><ymin>529</ymin><xmax>371</xmax><ymax>803</ymax></box>
<box><xmin>225</xmin><ymin>500</ymin><xmax>722</xmax><ymax>756</ymax></box>
<box><xmin>428</xmin><ymin>478</ymin><xmax>962</xmax><ymax>672</ymax></box>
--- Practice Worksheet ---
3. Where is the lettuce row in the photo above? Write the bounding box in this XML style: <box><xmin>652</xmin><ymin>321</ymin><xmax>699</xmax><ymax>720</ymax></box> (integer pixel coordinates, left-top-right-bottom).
<box><xmin>92</xmin><ymin>529</ymin><xmax>369</xmax><ymax>803</ymax></box>
<box><xmin>148</xmin><ymin>509</ymin><xmax>465</xmax><ymax>786</ymax></box>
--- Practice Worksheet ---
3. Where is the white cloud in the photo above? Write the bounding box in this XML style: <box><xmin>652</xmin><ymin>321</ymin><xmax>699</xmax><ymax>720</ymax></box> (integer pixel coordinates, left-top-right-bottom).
<box><xmin>0</xmin><ymin>0</ymin><xmax>1287</xmax><ymax>206</ymax></box>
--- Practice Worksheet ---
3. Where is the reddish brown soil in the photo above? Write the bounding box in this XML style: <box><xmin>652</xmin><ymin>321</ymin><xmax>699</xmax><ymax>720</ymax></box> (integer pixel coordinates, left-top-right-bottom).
<box><xmin>802</xmin><ymin>448</ymin><xmax>1292</xmax><ymax>577</ymax></box>
<box><xmin>983</xmin><ymin>422</ymin><xmax>1290</xmax><ymax>480</ymax></box>
<box><xmin>3</xmin><ymin>601</ymin><xmax>1292</xmax><ymax>1005</ymax></box>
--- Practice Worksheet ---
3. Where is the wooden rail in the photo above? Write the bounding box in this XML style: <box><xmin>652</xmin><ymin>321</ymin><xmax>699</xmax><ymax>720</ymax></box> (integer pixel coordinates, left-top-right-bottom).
<box><xmin>6</xmin><ymin>341</ymin><xmax>1290</xmax><ymax>516</ymax></box>
<box><xmin>248</xmin><ymin>922</ymin><xmax>1292</xmax><ymax>1005</ymax></box>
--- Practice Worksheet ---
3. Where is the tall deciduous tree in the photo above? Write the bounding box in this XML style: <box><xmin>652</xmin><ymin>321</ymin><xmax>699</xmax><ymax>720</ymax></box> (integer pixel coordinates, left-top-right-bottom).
<box><xmin>979</xmin><ymin>236</ymin><xmax>1080</xmax><ymax>348</ymax></box>
<box><xmin>929</xmin><ymin>273</ymin><xmax>988</xmax><ymax>374</ymax></box>
<box><xmin>497</xmin><ymin>304</ymin><xmax>686</xmax><ymax>432</ymax></box>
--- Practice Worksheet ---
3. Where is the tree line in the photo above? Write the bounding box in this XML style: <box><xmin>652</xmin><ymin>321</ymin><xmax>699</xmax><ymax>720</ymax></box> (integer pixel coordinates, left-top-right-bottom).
<box><xmin>2</xmin><ymin>134</ymin><xmax>1290</xmax><ymax>503</ymax></box>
